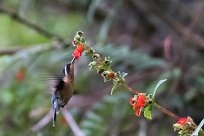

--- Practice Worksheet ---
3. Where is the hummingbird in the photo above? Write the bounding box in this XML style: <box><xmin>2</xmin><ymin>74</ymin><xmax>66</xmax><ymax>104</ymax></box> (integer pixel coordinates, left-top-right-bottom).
<box><xmin>51</xmin><ymin>58</ymin><xmax>75</xmax><ymax>126</ymax></box>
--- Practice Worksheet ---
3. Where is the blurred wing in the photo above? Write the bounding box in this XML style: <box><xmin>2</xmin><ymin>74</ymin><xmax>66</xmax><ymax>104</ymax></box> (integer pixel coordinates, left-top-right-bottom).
<box><xmin>39</xmin><ymin>75</ymin><xmax>63</xmax><ymax>94</ymax></box>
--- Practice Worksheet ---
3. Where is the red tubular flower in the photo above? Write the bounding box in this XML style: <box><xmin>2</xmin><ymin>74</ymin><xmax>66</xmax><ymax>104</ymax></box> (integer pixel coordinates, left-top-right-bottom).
<box><xmin>72</xmin><ymin>44</ymin><xmax>83</xmax><ymax>60</ymax></box>
<box><xmin>177</xmin><ymin>117</ymin><xmax>189</xmax><ymax>126</ymax></box>
<box><xmin>130</xmin><ymin>94</ymin><xmax>146</xmax><ymax>116</ymax></box>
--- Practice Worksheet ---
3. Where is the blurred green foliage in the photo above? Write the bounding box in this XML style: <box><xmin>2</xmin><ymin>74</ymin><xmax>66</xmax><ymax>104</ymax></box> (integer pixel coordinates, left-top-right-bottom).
<box><xmin>0</xmin><ymin>0</ymin><xmax>204</xmax><ymax>136</ymax></box>
<box><xmin>0</xmin><ymin>14</ymin><xmax>48</xmax><ymax>47</ymax></box>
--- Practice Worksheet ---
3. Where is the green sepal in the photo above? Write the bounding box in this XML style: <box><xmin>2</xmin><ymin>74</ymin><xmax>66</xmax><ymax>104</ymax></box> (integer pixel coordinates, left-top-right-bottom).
<box><xmin>115</xmin><ymin>71</ymin><xmax>128</xmax><ymax>84</ymax></box>
<box><xmin>144</xmin><ymin>105</ymin><xmax>152</xmax><ymax>120</ymax></box>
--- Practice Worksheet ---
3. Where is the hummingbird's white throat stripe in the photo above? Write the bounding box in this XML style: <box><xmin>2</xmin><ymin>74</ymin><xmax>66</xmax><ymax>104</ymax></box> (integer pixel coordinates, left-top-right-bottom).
<box><xmin>65</xmin><ymin>66</ymin><xmax>68</xmax><ymax>76</ymax></box>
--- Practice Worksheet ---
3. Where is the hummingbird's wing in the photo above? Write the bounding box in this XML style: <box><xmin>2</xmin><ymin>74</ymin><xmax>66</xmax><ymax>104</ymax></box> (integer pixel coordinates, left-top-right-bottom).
<box><xmin>39</xmin><ymin>74</ymin><xmax>63</xmax><ymax>94</ymax></box>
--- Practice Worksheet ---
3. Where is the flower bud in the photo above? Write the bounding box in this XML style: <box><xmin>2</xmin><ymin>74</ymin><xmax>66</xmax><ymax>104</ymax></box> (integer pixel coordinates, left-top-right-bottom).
<box><xmin>97</xmin><ymin>69</ymin><xmax>104</xmax><ymax>74</ymax></box>
<box><xmin>74</xmin><ymin>35</ymin><xmax>81</xmax><ymax>42</ymax></box>
<box><xmin>88</xmin><ymin>61</ymin><xmax>97</xmax><ymax>70</ymax></box>
<box><xmin>92</xmin><ymin>54</ymin><xmax>100</xmax><ymax>60</ymax></box>
<box><xmin>72</xmin><ymin>41</ymin><xmax>77</xmax><ymax>46</ymax></box>
<box><xmin>77</xmin><ymin>31</ymin><xmax>83</xmax><ymax>36</ymax></box>
<box><xmin>104</xmin><ymin>57</ymin><xmax>111</xmax><ymax>65</ymax></box>
<box><xmin>108</xmin><ymin>72</ymin><xmax>115</xmax><ymax>78</ymax></box>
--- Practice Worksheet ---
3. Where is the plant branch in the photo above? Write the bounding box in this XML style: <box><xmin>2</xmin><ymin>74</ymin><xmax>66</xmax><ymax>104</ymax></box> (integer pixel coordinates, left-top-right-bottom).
<box><xmin>0</xmin><ymin>48</ymin><xmax>22</xmax><ymax>56</ymax></box>
<box><xmin>62</xmin><ymin>109</ymin><xmax>85</xmax><ymax>136</ymax></box>
<box><xmin>31</xmin><ymin>110</ymin><xmax>53</xmax><ymax>132</ymax></box>
<box><xmin>0</xmin><ymin>42</ymin><xmax>64</xmax><ymax>56</ymax></box>
<box><xmin>0</xmin><ymin>6</ymin><xmax>64</xmax><ymax>42</ymax></box>
<box><xmin>123</xmin><ymin>82</ymin><xmax>139</xmax><ymax>94</ymax></box>
<box><xmin>154</xmin><ymin>103</ymin><xmax>180</xmax><ymax>120</ymax></box>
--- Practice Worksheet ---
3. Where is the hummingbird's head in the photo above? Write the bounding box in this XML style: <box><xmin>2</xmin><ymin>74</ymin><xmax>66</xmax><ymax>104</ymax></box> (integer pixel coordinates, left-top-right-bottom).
<box><xmin>62</xmin><ymin>63</ymin><xmax>74</xmax><ymax>82</ymax></box>
<box><xmin>62</xmin><ymin>64</ymin><xmax>71</xmax><ymax>76</ymax></box>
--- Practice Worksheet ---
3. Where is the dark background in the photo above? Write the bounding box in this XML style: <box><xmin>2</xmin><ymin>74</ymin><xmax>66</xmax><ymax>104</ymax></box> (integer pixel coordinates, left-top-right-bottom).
<box><xmin>0</xmin><ymin>0</ymin><xmax>204</xmax><ymax>136</ymax></box>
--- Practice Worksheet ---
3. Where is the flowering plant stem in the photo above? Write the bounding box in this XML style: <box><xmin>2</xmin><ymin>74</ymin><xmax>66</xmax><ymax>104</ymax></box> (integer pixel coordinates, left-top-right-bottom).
<box><xmin>154</xmin><ymin>103</ymin><xmax>180</xmax><ymax>120</ymax></box>
<box><xmin>84</xmin><ymin>44</ymin><xmax>181</xmax><ymax>120</ymax></box>
<box><xmin>72</xmin><ymin>31</ymin><xmax>204</xmax><ymax>135</ymax></box>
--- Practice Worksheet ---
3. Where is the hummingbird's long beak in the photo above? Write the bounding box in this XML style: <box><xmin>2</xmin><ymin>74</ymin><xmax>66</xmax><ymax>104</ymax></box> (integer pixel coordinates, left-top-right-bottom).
<box><xmin>70</xmin><ymin>58</ymin><xmax>75</xmax><ymax>64</ymax></box>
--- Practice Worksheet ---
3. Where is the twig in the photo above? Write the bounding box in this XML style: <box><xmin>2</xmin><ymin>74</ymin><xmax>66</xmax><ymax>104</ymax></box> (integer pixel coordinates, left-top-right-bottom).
<box><xmin>0</xmin><ymin>6</ymin><xmax>64</xmax><ymax>42</ymax></box>
<box><xmin>62</xmin><ymin>109</ymin><xmax>85</xmax><ymax>136</ymax></box>
<box><xmin>154</xmin><ymin>103</ymin><xmax>180</xmax><ymax>120</ymax></box>
<box><xmin>31</xmin><ymin>110</ymin><xmax>53</xmax><ymax>132</ymax></box>
<box><xmin>0</xmin><ymin>48</ymin><xmax>22</xmax><ymax>55</ymax></box>
<box><xmin>123</xmin><ymin>83</ymin><xmax>139</xmax><ymax>94</ymax></box>
<box><xmin>30</xmin><ymin>94</ymin><xmax>105</xmax><ymax>133</ymax></box>
<box><xmin>0</xmin><ymin>43</ymin><xmax>61</xmax><ymax>56</ymax></box>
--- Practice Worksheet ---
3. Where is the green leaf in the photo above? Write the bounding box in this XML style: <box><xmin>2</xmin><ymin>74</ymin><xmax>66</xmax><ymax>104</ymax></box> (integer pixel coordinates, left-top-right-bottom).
<box><xmin>153</xmin><ymin>79</ymin><xmax>167</xmax><ymax>97</ymax></box>
<box><xmin>192</xmin><ymin>118</ymin><xmax>204</xmax><ymax>136</ymax></box>
<box><xmin>144</xmin><ymin>105</ymin><xmax>152</xmax><ymax>119</ymax></box>
<box><xmin>111</xmin><ymin>83</ymin><xmax>118</xmax><ymax>95</ymax></box>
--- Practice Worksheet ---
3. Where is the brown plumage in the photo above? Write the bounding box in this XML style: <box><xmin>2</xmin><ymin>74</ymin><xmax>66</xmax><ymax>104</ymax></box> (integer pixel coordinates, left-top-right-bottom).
<box><xmin>51</xmin><ymin>62</ymin><xmax>74</xmax><ymax>126</ymax></box>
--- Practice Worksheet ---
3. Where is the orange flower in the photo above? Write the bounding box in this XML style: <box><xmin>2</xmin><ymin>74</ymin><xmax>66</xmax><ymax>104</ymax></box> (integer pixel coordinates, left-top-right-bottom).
<box><xmin>130</xmin><ymin>94</ymin><xmax>146</xmax><ymax>116</ymax></box>
<box><xmin>15</xmin><ymin>70</ymin><xmax>25</xmax><ymax>81</ymax></box>
<box><xmin>59</xmin><ymin>115</ymin><xmax>67</xmax><ymax>125</ymax></box>
<box><xmin>72</xmin><ymin>44</ymin><xmax>83</xmax><ymax>60</ymax></box>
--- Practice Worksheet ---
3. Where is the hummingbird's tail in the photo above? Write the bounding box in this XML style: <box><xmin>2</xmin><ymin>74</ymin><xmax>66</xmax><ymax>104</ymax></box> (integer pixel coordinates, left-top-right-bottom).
<box><xmin>51</xmin><ymin>95</ymin><xmax>60</xmax><ymax>127</ymax></box>
<box><xmin>53</xmin><ymin>108</ymin><xmax>57</xmax><ymax>127</ymax></box>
